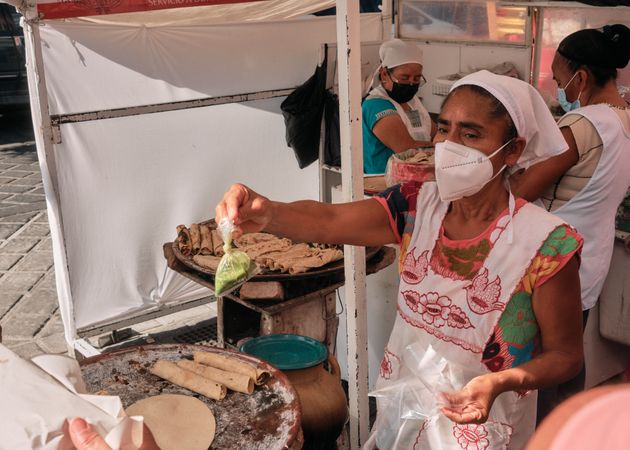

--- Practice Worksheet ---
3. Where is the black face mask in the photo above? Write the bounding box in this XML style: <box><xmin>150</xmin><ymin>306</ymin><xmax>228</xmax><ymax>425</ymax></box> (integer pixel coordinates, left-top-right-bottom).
<box><xmin>385</xmin><ymin>81</ymin><xmax>420</xmax><ymax>104</ymax></box>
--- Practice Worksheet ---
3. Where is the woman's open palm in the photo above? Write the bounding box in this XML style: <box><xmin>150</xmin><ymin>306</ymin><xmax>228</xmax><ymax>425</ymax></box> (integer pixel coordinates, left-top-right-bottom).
<box><xmin>441</xmin><ymin>375</ymin><xmax>498</xmax><ymax>424</ymax></box>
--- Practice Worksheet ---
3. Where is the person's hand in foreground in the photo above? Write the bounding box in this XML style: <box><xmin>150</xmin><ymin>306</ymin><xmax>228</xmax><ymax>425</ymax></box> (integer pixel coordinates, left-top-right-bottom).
<box><xmin>440</xmin><ymin>375</ymin><xmax>499</xmax><ymax>424</ymax></box>
<box><xmin>68</xmin><ymin>417</ymin><xmax>160</xmax><ymax>450</ymax></box>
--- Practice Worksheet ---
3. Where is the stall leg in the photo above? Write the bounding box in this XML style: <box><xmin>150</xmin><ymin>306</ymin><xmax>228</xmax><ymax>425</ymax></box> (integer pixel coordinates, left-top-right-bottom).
<box><xmin>216</xmin><ymin>297</ymin><xmax>224</xmax><ymax>348</ymax></box>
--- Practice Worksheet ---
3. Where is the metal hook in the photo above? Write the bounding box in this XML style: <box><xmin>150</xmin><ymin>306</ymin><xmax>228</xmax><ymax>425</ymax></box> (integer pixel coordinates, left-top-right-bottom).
<box><xmin>322</xmin><ymin>288</ymin><xmax>345</xmax><ymax>321</ymax></box>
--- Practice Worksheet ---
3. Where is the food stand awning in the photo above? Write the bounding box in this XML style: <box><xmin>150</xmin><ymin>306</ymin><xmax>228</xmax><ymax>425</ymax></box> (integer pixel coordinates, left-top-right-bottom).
<box><xmin>3</xmin><ymin>0</ymin><xmax>378</xmax><ymax>446</ymax></box>
<box><xmin>22</xmin><ymin>0</ymin><xmax>340</xmax><ymax>20</ymax></box>
<box><xmin>34</xmin><ymin>0</ymin><xmax>266</xmax><ymax>20</ymax></box>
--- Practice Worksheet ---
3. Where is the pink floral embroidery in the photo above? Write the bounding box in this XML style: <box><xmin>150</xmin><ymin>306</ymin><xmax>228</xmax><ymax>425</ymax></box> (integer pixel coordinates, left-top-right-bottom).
<box><xmin>401</xmin><ymin>248</ymin><xmax>429</xmax><ymax>285</ymax></box>
<box><xmin>379</xmin><ymin>349</ymin><xmax>400</xmax><ymax>380</ymax></box>
<box><xmin>403</xmin><ymin>290</ymin><xmax>421</xmax><ymax>312</ymax></box>
<box><xmin>465</xmin><ymin>268</ymin><xmax>504</xmax><ymax>315</ymax></box>
<box><xmin>398</xmin><ymin>305</ymin><xmax>484</xmax><ymax>353</ymax></box>
<box><xmin>418</xmin><ymin>292</ymin><xmax>452</xmax><ymax>328</ymax></box>
<box><xmin>489</xmin><ymin>214</ymin><xmax>510</xmax><ymax>244</ymax></box>
<box><xmin>447</xmin><ymin>304</ymin><xmax>474</xmax><ymax>329</ymax></box>
<box><xmin>412</xmin><ymin>420</ymin><xmax>429</xmax><ymax>450</ymax></box>
<box><xmin>453</xmin><ymin>424</ymin><xmax>489</xmax><ymax>450</ymax></box>
<box><xmin>380</xmin><ymin>355</ymin><xmax>392</xmax><ymax>379</ymax></box>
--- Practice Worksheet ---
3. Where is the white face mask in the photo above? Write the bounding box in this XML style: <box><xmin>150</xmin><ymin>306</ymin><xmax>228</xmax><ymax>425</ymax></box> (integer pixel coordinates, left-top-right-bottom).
<box><xmin>434</xmin><ymin>139</ymin><xmax>513</xmax><ymax>202</ymax></box>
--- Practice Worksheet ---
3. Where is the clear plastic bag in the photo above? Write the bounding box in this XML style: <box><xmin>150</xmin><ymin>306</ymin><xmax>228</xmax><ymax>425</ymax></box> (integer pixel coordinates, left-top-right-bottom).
<box><xmin>364</xmin><ymin>343</ymin><xmax>517</xmax><ymax>449</ymax></box>
<box><xmin>384</xmin><ymin>147</ymin><xmax>436</xmax><ymax>187</ymax></box>
<box><xmin>213</xmin><ymin>218</ymin><xmax>259</xmax><ymax>296</ymax></box>
<box><xmin>368</xmin><ymin>344</ymin><xmax>457</xmax><ymax>424</ymax></box>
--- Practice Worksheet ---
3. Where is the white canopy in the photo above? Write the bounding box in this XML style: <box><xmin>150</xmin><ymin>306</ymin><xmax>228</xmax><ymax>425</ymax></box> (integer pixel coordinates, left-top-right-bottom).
<box><xmin>25</xmin><ymin>0</ymin><xmax>333</xmax><ymax>20</ymax></box>
<box><xmin>74</xmin><ymin>0</ymin><xmax>337</xmax><ymax>25</ymax></box>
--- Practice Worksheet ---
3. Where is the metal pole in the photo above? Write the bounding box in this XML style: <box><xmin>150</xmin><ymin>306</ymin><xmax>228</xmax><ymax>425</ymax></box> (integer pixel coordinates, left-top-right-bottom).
<box><xmin>21</xmin><ymin>8</ymin><xmax>76</xmax><ymax>355</ymax></box>
<box><xmin>531</xmin><ymin>6</ymin><xmax>545</xmax><ymax>88</ymax></box>
<box><xmin>380</xmin><ymin>0</ymin><xmax>393</xmax><ymax>40</ymax></box>
<box><xmin>335</xmin><ymin>0</ymin><xmax>369</xmax><ymax>448</ymax></box>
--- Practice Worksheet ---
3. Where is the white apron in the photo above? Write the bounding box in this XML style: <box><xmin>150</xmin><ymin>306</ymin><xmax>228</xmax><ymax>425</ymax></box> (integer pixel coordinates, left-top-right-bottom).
<box><xmin>554</xmin><ymin>104</ymin><xmax>630</xmax><ymax>310</ymax></box>
<box><xmin>365</xmin><ymin>183</ymin><xmax>565</xmax><ymax>450</ymax></box>
<box><xmin>368</xmin><ymin>85</ymin><xmax>432</xmax><ymax>142</ymax></box>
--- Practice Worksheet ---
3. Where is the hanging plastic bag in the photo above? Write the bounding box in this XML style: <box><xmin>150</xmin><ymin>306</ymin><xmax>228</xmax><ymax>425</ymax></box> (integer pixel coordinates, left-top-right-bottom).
<box><xmin>323</xmin><ymin>89</ymin><xmax>341</xmax><ymax>167</ymax></box>
<box><xmin>384</xmin><ymin>147</ymin><xmax>435</xmax><ymax>187</ymax></box>
<box><xmin>280</xmin><ymin>53</ymin><xmax>328</xmax><ymax>169</ymax></box>
<box><xmin>213</xmin><ymin>218</ymin><xmax>259</xmax><ymax>296</ymax></box>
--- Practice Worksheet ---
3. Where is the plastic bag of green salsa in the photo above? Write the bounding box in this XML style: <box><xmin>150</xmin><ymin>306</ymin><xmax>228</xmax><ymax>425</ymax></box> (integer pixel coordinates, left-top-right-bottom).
<box><xmin>213</xmin><ymin>218</ymin><xmax>259</xmax><ymax>296</ymax></box>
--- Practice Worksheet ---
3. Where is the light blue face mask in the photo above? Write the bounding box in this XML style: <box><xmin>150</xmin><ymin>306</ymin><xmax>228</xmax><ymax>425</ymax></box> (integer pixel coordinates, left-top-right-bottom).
<box><xmin>557</xmin><ymin>72</ymin><xmax>582</xmax><ymax>113</ymax></box>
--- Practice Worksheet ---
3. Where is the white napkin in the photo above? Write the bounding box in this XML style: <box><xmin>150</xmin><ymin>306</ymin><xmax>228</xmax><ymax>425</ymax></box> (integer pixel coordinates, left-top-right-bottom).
<box><xmin>0</xmin><ymin>344</ymin><xmax>145</xmax><ymax>450</ymax></box>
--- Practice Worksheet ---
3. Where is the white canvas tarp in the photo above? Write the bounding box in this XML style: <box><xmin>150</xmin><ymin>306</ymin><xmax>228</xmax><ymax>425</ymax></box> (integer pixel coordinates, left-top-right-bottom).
<box><xmin>41</xmin><ymin>16</ymin><xmax>354</xmax><ymax>114</ymax></box>
<box><xmin>76</xmin><ymin>0</ymin><xmax>337</xmax><ymax>25</ymax></box>
<box><xmin>4</xmin><ymin>0</ymin><xmax>335</xmax><ymax>21</ymax></box>
<box><xmin>23</xmin><ymin>11</ymin><xmax>382</xmax><ymax>341</ymax></box>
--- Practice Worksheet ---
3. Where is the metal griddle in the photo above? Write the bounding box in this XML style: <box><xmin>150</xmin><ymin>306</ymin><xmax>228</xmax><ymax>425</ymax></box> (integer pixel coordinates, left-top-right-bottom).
<box><xmin>79</xmin><ymin>344</ymin><xmax>302</xmax><ymax>450</ymax></box>
<box><xmin>172</xmin><ymin>220</ymin><xmax>382</xmax><ymax>281</ymax></box>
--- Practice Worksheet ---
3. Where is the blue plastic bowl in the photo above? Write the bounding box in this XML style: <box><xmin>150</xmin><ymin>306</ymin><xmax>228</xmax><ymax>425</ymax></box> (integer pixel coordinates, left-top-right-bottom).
<box><xmin>240</xmin><ymin>334</ymin><xmax>327</xmax><ymax>370</ymax></box>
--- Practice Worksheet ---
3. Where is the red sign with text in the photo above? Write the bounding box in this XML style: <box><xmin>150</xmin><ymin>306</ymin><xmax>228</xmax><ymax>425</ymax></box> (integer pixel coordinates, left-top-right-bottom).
<box><xmin>36</xmin><ymin>0</ymin><xmax>267</xmax><ymax>20</ymax></box>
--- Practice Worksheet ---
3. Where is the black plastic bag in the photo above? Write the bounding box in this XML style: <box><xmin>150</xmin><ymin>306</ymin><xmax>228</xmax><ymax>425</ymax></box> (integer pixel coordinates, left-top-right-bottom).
<box><xmin>323</xmin><ymin>90</ymin><xmax>341</xmax><ymax>167</ymax></box>
<box><xmin>280</xmin><ymin>54</ymin><xmax>327</xmax><ymax>169</ymax></box>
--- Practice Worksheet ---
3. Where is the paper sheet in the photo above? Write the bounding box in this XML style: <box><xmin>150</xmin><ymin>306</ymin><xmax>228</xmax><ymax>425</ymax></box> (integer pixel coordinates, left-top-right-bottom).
<box><xmin>0</xmin><ymin>345</ymin><xmax>144</xmax><ymax>450</ymax></box>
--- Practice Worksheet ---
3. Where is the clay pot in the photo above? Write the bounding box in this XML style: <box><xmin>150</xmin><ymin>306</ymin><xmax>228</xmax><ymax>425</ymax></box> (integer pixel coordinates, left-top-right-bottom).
<box><xmin>283</xmin><ymin>354</ymin><xmax>349</xmax><ymax>441</ymax></box>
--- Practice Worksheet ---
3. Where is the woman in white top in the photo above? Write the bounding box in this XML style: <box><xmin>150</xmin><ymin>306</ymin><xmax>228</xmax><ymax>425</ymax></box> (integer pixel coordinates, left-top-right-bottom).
<box><xmin>513</xmin><ymin>24</ymin><xmax>630</xmax><ymax>314</ymax></box>
<box><xmin>511</xmin><ymin>24</ymin><xmax>630</xmax><ymax>421</ymax></box>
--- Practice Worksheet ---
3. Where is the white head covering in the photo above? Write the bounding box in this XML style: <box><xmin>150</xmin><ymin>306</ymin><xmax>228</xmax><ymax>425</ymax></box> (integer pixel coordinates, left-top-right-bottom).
<box><xmin>379</xmin><ymin>39</ymin><xmax>423</xmax><ymax>69</ymax></box>
<box><xmin>451</xmin><ymin>70</ymin><xmax>568</xmax><ymax>171</ymax></box>
<box><xmin>366</xmin><ymin>39</ymin><xmax>424</xmax><ymax>94</ymax></box>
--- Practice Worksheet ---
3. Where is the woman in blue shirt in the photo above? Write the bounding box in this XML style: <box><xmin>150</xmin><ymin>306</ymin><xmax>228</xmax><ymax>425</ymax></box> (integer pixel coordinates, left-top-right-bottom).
<box><xmin>363</xmin><ymin>39</ymin><xmax>436</xmax><ymax>174</ymax></box>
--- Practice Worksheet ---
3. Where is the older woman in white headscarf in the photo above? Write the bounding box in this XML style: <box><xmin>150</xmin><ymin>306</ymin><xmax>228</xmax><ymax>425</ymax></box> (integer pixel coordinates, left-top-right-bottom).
<box><xmin>215</xmin><ymin>70</ymin><xmax>584</xmax><ymax>449</ymax></box>
<box><xmin>362</xmin><ymin>39</ymin><xmax>436</xmax><ymax>174</ymax></box>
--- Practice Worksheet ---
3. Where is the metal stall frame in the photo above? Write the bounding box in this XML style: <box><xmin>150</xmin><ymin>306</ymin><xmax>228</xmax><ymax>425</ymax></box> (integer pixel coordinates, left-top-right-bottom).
<box><xmin>335</xmin><ymin>2</ymin><xmax>369</xmax><ymax>446</ymax></box>
<box><xmin>17</xmin><ymin>0</ymin><xmax>376</xmax><ymax>447</ymax></box>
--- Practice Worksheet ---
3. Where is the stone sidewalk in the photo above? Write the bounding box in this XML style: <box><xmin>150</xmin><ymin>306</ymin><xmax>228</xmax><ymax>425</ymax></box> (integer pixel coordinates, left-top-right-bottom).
<box><xmin>0</xmin><ymin>138</ymin><xmax>66</xmax><ymax>359</ymax></box>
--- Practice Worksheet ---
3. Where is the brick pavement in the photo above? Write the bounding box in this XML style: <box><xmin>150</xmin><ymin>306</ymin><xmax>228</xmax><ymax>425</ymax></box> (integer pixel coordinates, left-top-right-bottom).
<box><xmin>0</xmin><ymin>140</ymin><xmax>66</xmax><ymax>359</ymax></box>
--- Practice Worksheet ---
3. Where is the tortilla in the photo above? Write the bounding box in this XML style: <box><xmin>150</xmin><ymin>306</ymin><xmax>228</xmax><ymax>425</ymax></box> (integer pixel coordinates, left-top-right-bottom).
<box><xmin>194</xmin><ymin>351</ymin><xmax>269</xmax><ymax>385</ymax></box>
<box><xmin>126</xmin><ymin>394</ymin><xmax>215</xmax><ymax>450</ymax></box>
<box><xmin>190</xmin><ymin>224</ymin><xmax>201</xmax><ymax>254</ymax></box>
<box><xmin>288</xmin><ymin>247</ymin><xmax>344</xmax><ymax>274</ymax></box>
<box><xmin>199</xmin><ymin>224</ymin><xmax>213</xmax><ymax>255</ymax></box>
<box><xmin>234</xmin><ymin>232</ymin><xmax>279</xmax><ymax>247</ymax></box>
<box><xmin>177</xmin><ymin>360</ymin><xmax>254</xmax><ymax>394</ymax></box>
<box><xmin>211</xmin><ymin>229</ymin><xmax>224</xmax><ymax>256</ymax></box>
<box><xmin>178</xmin><ymin>224</ymin><xmax>344</xmax><ymax>276</ymax></box>
<box><xmin>257</xmin><ymin>243</ymin><xmax>311</xmax><ymax>272</ymax></box>
<box><xmin>236</xmin><ymin>237</ymin><xmax>293</xmax><ymax>260</ymax></box>
<box><xmin>193</xmin><ymin>254</ymin><xmax>222</xmax><ymax>272</ymax></box>
<box><xmin>150</xmin><ymin>360</ymin><xmax>227</xmax><ymax>400</ymax></box>
<box><xmin>176</xmin><ymin>225</ymin><xmax>192</xmax><ymax>256</ymax></box>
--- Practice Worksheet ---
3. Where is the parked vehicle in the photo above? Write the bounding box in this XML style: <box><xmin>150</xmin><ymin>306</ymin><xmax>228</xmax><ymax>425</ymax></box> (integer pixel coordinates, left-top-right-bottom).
<box><xmin>0</xmin><ymin>4</ymin><xmax>28</xmax><ymax>109</ymax></box>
